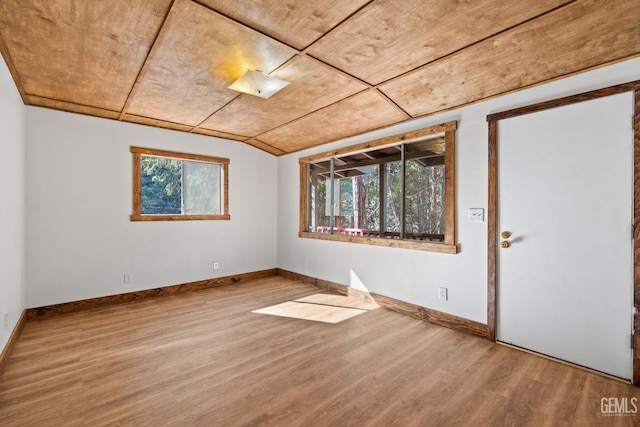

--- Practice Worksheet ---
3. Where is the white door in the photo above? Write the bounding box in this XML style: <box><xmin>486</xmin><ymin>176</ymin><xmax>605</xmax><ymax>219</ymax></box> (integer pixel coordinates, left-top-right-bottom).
<box><xmin>497</xmin><ymin>92</ymin><xmax>634</xmax><ymax>379</ymax></box>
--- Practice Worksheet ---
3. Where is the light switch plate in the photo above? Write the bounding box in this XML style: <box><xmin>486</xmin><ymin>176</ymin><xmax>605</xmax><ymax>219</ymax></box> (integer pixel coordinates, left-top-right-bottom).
<box><xmin>469</xmin><ymin>208</ymin><xmax>484</xmax><ymax>222</ymax></box>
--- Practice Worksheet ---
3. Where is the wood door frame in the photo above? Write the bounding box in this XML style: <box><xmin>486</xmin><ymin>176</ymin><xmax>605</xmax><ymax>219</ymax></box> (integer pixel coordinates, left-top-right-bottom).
<box><xmin>486</xmin><ymin>80</ymin><xmax>640</xmax><ymax>384</ymax></box>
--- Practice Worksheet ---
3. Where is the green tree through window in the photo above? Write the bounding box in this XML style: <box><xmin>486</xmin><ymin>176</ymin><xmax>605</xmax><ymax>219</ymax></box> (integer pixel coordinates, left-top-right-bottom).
<box><xmin>141</xmin><ymin>157</ymin><xmax>182</xmax><ymax>214</ymax></box>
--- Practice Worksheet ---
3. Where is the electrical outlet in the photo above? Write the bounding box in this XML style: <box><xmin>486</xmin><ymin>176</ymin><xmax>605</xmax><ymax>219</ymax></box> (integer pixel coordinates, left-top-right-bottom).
<box><xmin>438</xmin><ymin>287</ymin><xmax>448</xmax><ymax>301</ymax></box>
<box><xmin>3</xmin><ymin>313</ymin><xmax>8</xmax><ymax>329</ymax></box>
<box><xmin>468</xmin><ymin>208</ymin><xmax>484</xmax><ymax>222</ymax></box>
<box><xmin>213</xmin><ymin>262</ymin><xmax>219</xmax><ymax>270</ymax></box>
<box><xmin>124</xmin><ymin>273</ymin><xmax>133</xmax><ymax>284</ymax></box>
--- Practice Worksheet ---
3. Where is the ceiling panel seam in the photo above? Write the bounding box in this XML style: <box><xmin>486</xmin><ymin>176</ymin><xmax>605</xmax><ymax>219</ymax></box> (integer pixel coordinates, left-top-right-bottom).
<box><xmin>375</xmin><ymin>0</ymin><xmax>580</xmax><ymax>89</ymax></box>
<box><xmin>118</xmin><ymin>0</ymin><xmax>177</xmax><ymax>121</ymax></box>
<box><xmin>297</xmin><ymin>0</ymin><xmax>376</xmax><ymax>53</ymax></box>
<box><xmin>248</xmin><ymin>88</ymin><xmax>372</xmax><ymax>141</ymax></box>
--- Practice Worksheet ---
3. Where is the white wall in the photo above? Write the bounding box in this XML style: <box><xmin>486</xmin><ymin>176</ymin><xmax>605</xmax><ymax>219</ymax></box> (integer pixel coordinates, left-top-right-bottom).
<box><xmin>25</xmin><ymin>109</ymin><xmax>277</xmax><ymax>307</ymax></box>
<box><xmin>0</xmin><ymin>56</ymin><xmax>26</xmax><ymax>351</ymax></box>
<box><xmin>16</xmin><ymin>56</ymin><xmax>640</xmax><ymax>317</ymax></box>
<box><xmin>277</xmin><ymin>57</ymin><xmax>640</xmax><ymax>324</ymax></box>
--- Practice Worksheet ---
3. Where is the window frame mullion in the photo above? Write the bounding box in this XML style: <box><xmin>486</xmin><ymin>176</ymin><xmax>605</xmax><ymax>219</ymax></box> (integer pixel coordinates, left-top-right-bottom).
<box><xmin>380</xmin><ymin>162</ymin><xmax>386</xmax><ymax>237</ymax></box>
<box><xmin>400</xmin><ymin>143</ymin><xmax>406</xmax><ymax>240</ymax></box>
<box><xmin>181</xmin><ymin>160</ymin><xmax>186</xmax><ymax>215</ymax></box>
<box><xmin>329</xmin><ymin>158</ymin><xmax>335</xmax><ymax>234</ymax></box>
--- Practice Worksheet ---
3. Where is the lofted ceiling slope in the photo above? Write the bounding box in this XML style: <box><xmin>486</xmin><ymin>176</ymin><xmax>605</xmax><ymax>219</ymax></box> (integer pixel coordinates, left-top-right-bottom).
<box><xmin>0</xmin><ymin>0</ymin><xmax>638</xmax><ymax>156</ymax></box>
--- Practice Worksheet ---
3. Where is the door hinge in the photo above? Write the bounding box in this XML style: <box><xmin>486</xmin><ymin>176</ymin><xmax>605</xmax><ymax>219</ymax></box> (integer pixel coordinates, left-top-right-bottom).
<box><xmin>632</xmin><ymin>333</ymin><xmax>635</xmax><ymax>350</ymax></box>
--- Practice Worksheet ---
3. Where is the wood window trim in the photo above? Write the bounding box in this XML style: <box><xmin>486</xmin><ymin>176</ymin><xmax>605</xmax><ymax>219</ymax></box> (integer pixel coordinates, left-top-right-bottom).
<box><xmin>130</xmin><ymin>146</ymin><xmax>230</xmax><ymax>221</ymax></box>
<box><xmin>299</xmin><ymin>121</ymin><xmax>458</xmax><ymax>254</ymax></box>
<box><xmin>485</xmin><ymin>80</ymin><xmax>640</xmax><ymax>385</ymax></box>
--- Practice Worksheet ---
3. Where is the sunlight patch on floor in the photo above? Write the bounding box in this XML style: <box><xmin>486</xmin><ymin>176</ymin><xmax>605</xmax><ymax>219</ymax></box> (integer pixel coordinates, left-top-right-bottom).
<box><xmin>252</xmin><ymin>293</ymin><xmax>378</xmax><ymax>323</ymax></box>
<box><xmin>294</xmin><ymin>293</ymin><xmax>379</xmax><ymax>310</ymax></box>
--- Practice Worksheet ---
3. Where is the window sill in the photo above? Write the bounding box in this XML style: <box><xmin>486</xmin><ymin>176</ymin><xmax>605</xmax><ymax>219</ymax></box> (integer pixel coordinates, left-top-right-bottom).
<box><xmin>131</xmin><ymin>214</ymin><xmax>231</xmax><ymax>221</ymax></box>
<box><xmin>298</xmin><ymin>231</ymin><xmax>459</xmax><ymax>254</ymax></box>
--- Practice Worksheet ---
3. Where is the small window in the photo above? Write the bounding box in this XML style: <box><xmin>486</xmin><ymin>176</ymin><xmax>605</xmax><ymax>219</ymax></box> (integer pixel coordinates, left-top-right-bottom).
<box><xmin>130</xmin><ymin>147</ymin><xmax>229</xmax><ymax>221</ymax></box>
<box><xmin>299</xmin><ymin>121</ymin><xmax>457</xmax><ymax>254</ymax></box>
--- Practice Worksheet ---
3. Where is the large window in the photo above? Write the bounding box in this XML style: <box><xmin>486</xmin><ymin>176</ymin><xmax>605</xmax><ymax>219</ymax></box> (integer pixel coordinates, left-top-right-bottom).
<box><xmin>130</xmin><ymin>147</ymin><xmax>229</xmax><ymax>221</ymax></box>
<box><xmin>299</xmin><ymin>122</ymin><xmax>457</xmax><ymax>253</ymax></box>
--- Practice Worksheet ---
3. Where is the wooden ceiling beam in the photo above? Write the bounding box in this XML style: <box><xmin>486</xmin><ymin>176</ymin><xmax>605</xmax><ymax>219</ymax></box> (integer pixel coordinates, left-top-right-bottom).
<box><xmin>28</xmin><ymin>95</ymin><xmax>120</xmax><ymax>120</ymax></box>
<box><xmin>191</xmin><ymin>127</ymin><xmax>248</xmax><ymax>142</ymax></box>
<box><xmin>124</xmin><ymin>114</ymin><xmax>199</xmax><ymax>133</ymax></box>
<box><xmin>244</xmin><ymin>138</ymin><xmax>287</xmax><ymax>156</ymax></box>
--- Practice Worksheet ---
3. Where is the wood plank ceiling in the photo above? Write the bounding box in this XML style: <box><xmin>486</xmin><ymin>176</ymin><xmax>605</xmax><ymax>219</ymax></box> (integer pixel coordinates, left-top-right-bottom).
<box><xmin>0</xmin><ymin>0</ymin><xmax>638</xmax><ymax>156</ymax></box>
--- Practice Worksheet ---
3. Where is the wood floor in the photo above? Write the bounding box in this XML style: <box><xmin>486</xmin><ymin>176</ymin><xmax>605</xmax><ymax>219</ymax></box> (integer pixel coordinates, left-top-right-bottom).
<box><xmin>1</xmin><ymin>276</ymin><xmax>639</xmax><ymax>426</ymax></box>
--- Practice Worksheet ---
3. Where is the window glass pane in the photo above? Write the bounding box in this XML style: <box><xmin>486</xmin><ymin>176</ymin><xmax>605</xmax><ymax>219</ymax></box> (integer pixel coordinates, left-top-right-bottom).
<box><xmin>333</xmin><ymin>166</ymin><xmax>380</xmax><ymax>236</ymax></box>
<box><xmin>308</xmin><ymin>163</ymin><xmax>330</xmax><ymax>232</ymax></box>
<box><xmin>359</xmin><ymin>165</ymin><xmax>380</xmax><ymax>233</ymax></box>
<box><xmin>404</xmin><ymin>138</ymin><xmax>446</xmax><ymax>240</ymax></box>
<box><xmin>327</xmin><ymin>179</ymin><xmax>340</xmax><ymax>217</ymax></box>
<box><xmin>337</xmin><ymin>178</ymin><xmax>353</xmax><ymax>229</ymax></box>
<box><xmin>404</xmin><ymin>162</ymin><xmax>445</xmax><ymax>238</ymax></box>
<box><xmin>140</xmin><ymin>156</ymin><xmax>182</xmax><ymax>214</ymax></box>
<box><xmin>384</xmin><ymin>160</ymin><xmax>402</xmax><ymax>235</ymax></box>
<box><xmin>184</xmin><ymin>161</ymin><xmax>221</xmax><ymax>215</ymax></box>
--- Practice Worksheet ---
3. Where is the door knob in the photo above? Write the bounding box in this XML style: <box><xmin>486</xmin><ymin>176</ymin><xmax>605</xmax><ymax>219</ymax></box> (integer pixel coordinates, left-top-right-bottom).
<box><xmin>501</xmin><ymin>231</ymin><xmax>511</xmax><ymax>239</ymax></box>
<box><xmin>501</xmin><ymin>240</ymin><xmax>511</xmax><ymax>248</ymax></box>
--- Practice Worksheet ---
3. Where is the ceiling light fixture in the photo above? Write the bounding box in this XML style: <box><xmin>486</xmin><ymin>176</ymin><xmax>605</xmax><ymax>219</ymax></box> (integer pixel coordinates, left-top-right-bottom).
<box><xmin>228</xmin><ymin>70</ymin><xmax>290</xmax><ymax>99</ymax></box>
